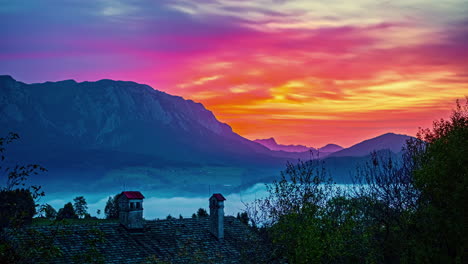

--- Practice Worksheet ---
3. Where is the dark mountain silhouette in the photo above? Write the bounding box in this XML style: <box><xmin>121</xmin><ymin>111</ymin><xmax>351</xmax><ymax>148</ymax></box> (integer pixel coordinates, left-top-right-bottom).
<box><xmin>318</xmin><ymin>144</ymin><xmax>344</xmax><ymax>153</ymax></box>
<box><xmin>329</xmin><ymin>133</ymin><xmax>411</xmax><ymax>158</ymax></box>
<box><xmin>0</xmin><ymin>75</ymin><xmax>414</xmax><ymax>193</ymax></box>
<box><xmin>254</xmin><ymin>137</ymin><xmax>312</xmax><ymax>152</ymax></box>
<box><xmin>0</xmin><ymin>75</ymin><xmax>276</xmax><ymax>164</ymax></box>
<box><xmin>0</xmin><ymin>75</ymin><xmax>287</xmax><ymax>193</ymax></box>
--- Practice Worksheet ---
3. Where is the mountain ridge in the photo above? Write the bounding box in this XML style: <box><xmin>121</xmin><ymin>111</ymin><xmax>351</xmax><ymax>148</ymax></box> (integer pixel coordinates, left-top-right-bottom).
<box><xmin>0</xmin><ymin>75</ymin><xmax>415</xmax><ymax>193</ymax></box>
<box><xmin>253</xmin><ymin>137</ymin><xmax>313</xmax><ymax>152</ymax></box>
<box><xmin>329</xmin><ymin>133</ymin><xmax>412</xmax><ymax>157</ymax></box>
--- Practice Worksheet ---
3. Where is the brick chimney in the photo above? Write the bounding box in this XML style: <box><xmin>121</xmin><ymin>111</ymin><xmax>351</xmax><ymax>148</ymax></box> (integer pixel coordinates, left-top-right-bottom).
<box><xmin>209</xmin><ymin>193</ymin><xmax>226</xmax><ymax>240</ymax></box>
<box><xmin>118</xmin><ymin>191</ymin><xmax>145</xmax><ymax>230</ymax></box>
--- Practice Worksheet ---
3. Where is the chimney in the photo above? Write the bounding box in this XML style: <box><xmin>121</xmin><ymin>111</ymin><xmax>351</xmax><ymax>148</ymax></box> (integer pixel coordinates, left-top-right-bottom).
<box><xmin>118</xmin><ymin>191</ymin><xmax>145</xmax><ymax>230</ymax></box>
<box><xmin>209</xmin><ymin>193</ymin><xmax>226</xmax><ymax>240</ymax></box>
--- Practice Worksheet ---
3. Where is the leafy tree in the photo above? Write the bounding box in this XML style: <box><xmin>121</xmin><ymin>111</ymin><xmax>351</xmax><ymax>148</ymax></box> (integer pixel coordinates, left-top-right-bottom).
<box><xmin>73</xmin><ymin>196</ymin><xmax>88</xmax><ymax>218</ymax></box>
<box><xmin>0</xmin><ymin>133</ymin><xmax>46</xmax><ymax>228</ymax></box>
<box><xmin>191</xmin><ymin>213</ymin><xmax>197</xmax><ymax>219</ymax></box>
<box><xmin>104</xmin><ymin>194</ymin><xmax>121</xmax><ymax>219</ymax></box>
<box><xmin>166</xmin><ymin>214</ymin><xmax>174</xmax><ymax>220</ymax></box>
<box><xmin>0</xmin><ymin>189</ymin><xmax>36</xmax><ymax>229</ymax></box>
<box><xmin>56</xmin><ymin>202</ymin><xmax>78</xmax><ymax>220</ymax></box>
<box><xmin>352</xmin><ymin>150</ymin><xmax>420</xmax><ymax>262</ymax></box>
<box><xmin>236</xmin><ymin>212</ymin><xmax>249</xmax><ymax>225</ymax></box>
<box><xmin>244</xmin><ymin>99</ymin><xmax>467</xmax><ymax>263</ymax></box>
<box><xmin>0</xmin><ymin>133</ymin><xmax>55</xmax><ymax>262</ymax></box>
<box><xmin>409</xmin><ymin>99</ymin><xmax>467</xmax><ymax>262</ymax></box>
<box><xmin>246</xmin><ymin>159</ymin><xmax>335</xmax><ymax>263</ymax></box>
<box><xmin>42</xmin><ymin>204</ymin><xmax>57</xmax><ymax>219</ymax></box>
<box><xmin>196</xmin><ymin>208</ymin><xmax>208</xmax><ymax>217</ymax></box>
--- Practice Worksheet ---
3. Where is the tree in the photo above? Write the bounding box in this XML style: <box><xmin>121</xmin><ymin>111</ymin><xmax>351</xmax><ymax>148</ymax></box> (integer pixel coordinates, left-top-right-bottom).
<box><xmin>236</xmin><ymin>212</ymin><xmax>249</xmax><ymax>225</ymax></box>
<box><xmin>409</xmin><ymin>99</ymin><xmax>467</xmax><ymax>262</ymax></box>
<box><xmin>196</xmin><ymin>208</ymin><xmax>208</xmax><ymax>217</ymax></box>
<box><xmin>104</xmin><ymin>194</ymin><xmax>121</xmax><ymax>219</ymax></box>
<box><xmin>42</xmin><ymin>204</ymin><xmax>57</xmax><ymax>220</ymax></box>
<box><xmin>0</xmin><ymin>133</ymin><xmax>46</xmax><ymax>196</ymax></box>
<box><xmin>245</xmin><ymin>159</ymin><xmax>335</xmax><ymax>263</ymax></box>
<box><xmin>73</xmin><ymin>196</ymin><xmax>88</xmax><ymax>218</ymax></box>
<box><xmin>0</xmin><ymin>133</ymin><xmax>53</xmax><ymax>262</ymax></box>
<box><xmin>244</xmin><ymin>99</ymin><xmax>468</xmax><ymax>263</ymax></box>
<box><xmin>96</xmin><ymin>209</ymin><xmax>101</xmax><ymax>218</ymax></box>
<box><xmin>0</xmin><ymin>189</ymin><xmax>36</xmax><ymax>229</ymax></box>
<box><xmin>56</xmin><ymin>202</ymin><xmax>78</xmax><ymax>220</ymax></box>
<box><xmin>352</xmin><ymin>150</ymin><xmax>420</xmax><ymax>262</ymax></box>
<box><xmin>0</xmin><ymin>133</ymin><xmax>46</xmax><ymax>228</ymax></box>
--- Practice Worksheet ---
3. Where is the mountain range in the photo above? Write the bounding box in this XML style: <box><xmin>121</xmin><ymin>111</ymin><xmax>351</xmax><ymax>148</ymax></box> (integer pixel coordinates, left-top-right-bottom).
<box><xmin>0</xmin><ymin>75</ymin><xmax>413</xmax><ymax>194</ymax></box>
<box><xmin>254</xmin><ymin>138</ymin><xmax>344</xmax><ymax>154</ymax></box>
<box><xmin>254</xmin><ymin>138</ymin><xmax>312</xmax><ymax>152</ymax></box>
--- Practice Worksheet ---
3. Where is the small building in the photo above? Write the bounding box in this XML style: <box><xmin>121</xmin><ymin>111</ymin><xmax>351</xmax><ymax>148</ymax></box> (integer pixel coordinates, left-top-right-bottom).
<box><xmin>4</xmin><ymin>192</ymin><xmax>269</xmax><ymax>263</ymax></box>
<box><xmin>118</xmin><ymin>191</ymin><xmax>145</xmax><ymax>230</ymax></box>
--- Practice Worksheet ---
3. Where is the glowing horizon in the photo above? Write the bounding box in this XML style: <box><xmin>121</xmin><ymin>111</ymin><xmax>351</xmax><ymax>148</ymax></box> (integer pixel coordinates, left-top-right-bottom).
<box><xmin>1</xmin><ymin>0</ymin><xmax>467</xmax><ymax>147</ymax></box>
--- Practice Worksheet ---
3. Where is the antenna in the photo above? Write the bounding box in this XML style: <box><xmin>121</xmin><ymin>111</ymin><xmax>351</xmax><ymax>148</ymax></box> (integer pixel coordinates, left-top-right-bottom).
<box><xmin>208</xmin><ymin>184</ymin><xmax>211</xmax><ymax>196</ymax></box>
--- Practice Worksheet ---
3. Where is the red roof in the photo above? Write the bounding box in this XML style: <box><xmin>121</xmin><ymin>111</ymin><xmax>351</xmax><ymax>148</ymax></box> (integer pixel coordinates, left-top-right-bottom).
<box><xmin>211</xmin><ymin>193</ymin><xmax>226</xmax><ymax>201</ymax></box>
<box><xmin>122</xmin><ymin>191</ymin><xmax>145</xmax><ymax>199</ymax></box>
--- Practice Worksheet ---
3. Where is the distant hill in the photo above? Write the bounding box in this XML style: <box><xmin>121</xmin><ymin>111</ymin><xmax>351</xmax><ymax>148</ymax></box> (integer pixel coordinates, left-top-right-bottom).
<box><xmin>329</xmin><ymin>133</ymin><xmax>412</xmax><ymax>158</ymax></box>
<box><xmin>318</xmin><ymin>144</ymin><xmax>344</xmax><ymax>153</ymax></box>
<box><xmin>254</xmin><ymin>138</ymin><xmax>312</xmax><ymax>152</ymax></box>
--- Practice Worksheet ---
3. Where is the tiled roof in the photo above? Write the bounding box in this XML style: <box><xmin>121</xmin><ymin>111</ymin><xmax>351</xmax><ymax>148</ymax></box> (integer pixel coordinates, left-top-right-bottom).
<box><xmin>121</xmin><ymin>191</ymin><xmax>145</xmax><ymax>199</ymax></box>
<box><xmin>211</xmin><ymin>193</ymin><xmax>226</xmax><ymax>201</ymax></box>
<box><xmin>7</xmin><ymin>217</ymin><xmax>269</xmax><ymax>263</ymax></box>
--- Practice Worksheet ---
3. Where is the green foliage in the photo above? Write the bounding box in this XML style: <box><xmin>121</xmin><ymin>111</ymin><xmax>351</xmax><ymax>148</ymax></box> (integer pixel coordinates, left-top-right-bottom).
<box><xmin>56</xmin><ymin>202</ymin><xmax>78</xmax><ymax>220</ymax></box>
<box><xmin>71</xmin><ymin>228</ymin><xmax>105</xmax><ymax>264</ymax></box>
<box><xmin>104</xmin><ymin>194</ymin><xmax>120</xmax><ymax>219</ymax></box>
<box><xmin>236</xmin><ymin>212</ymin><xmax>249</xmax><ymax>225</ymax></box>
<box><xmin>0</xmin><ymin>225</ymin><xmax>63</xmax><ymax>263</ymax></box>
<box><xmin>0</xmin><ymin>132</ymin><xmax>46</xmax><ymax>229</ymax></box>
<box><xmin>0</xmin><ymin>189</ymin><xmax>36</xmax><ymax>229</ymax></box>
<box><xmin>196</xmin><ymin>208</ymin><xmax>208</xmax><ymax>217</ymax></box>
<box><xmin>246</xmin><ymin>99</ymin><xmax>467</xmax><ymax>264</ymax></box>
<box><xmin>41</xmin><ymin>204</ymin><xmax>57</xmax><ymax>220</ymax></box>
<box><xmin>410</xmin><ymin>99</ymin><xmax>468</xmax><ymax>262</ymax></box>
<box><xmin>73</xmin><ymin>196</ymin><xmax>88</xmax><ymax>218</ymax></box>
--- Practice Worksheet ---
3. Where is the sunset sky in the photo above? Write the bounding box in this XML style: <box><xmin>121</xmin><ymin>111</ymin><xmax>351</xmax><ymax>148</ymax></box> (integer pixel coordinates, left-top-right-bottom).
<box><xmin>1</xmin><ymin>0</ymin><xmax>467</xmax><ymax>147</ymax></box>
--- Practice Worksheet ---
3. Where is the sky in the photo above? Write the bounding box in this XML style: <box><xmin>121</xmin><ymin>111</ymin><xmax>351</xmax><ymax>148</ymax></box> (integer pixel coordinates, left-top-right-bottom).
<box><xmin>1</xmin><ymin>0</ymin><xmax>467</xmax><ymax>147</ymax></box>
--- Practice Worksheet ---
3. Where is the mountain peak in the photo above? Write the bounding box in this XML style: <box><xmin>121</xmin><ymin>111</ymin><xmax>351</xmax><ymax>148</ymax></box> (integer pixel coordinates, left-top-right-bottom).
<box><xmin>318</xmin><ymin>144</ymin><xmax>344</xmax><ymax>153</ymax></box>
<box><xmin>378</xmin><ymin>132</ymin><xmax>408</xmax><ymax>137</ymax></box>
<box><xmin>330</xmin><ymin>132</ymin><xmax>413</xmax><ymax>157</ymax></box>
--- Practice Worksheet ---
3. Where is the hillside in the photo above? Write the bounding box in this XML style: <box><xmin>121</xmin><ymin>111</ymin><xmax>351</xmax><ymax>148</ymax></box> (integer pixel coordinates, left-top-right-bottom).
<box><xmin>329</xmin><ymin>133</ymin><xmax>411</xmax><ymax>157</ymax></box>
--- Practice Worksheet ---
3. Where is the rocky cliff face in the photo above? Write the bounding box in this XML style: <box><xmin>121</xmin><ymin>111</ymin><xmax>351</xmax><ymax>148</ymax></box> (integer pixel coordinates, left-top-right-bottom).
<box><xmin>0</xmin><ymin>75</ymin><xmax>271</xmax><ymax>166</ymax></box>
